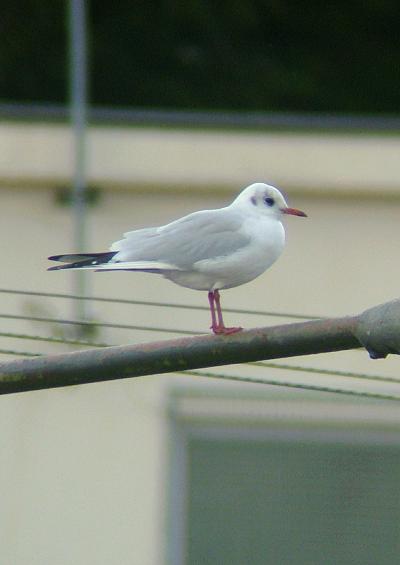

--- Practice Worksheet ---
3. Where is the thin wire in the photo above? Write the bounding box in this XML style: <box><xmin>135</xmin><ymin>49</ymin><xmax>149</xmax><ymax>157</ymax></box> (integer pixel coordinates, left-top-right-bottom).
<box><xmin>249</xmin><ymin>361</ymin><xmax>400</xmax><ymax>385</ymax></box>
<box><xmin>0</xmin><ymin>288</ymin><xmax>320</xmax><ymax>320</ymax></box>
<box><xmin>0</xmin><ymin>330</ymin><xmax>109</xmax><ymax>348</ymax></box>
<box><xmin>183</xmin><ymin>370</ymin><xmax>400</xmax><ymax>402</ymax></box>
<box><xmin>0</xmin><ymin>348</ymin><xmax>42</xmax><ymax>357</ymax></box>
<box><xmin>0</xmin><ymin>313</ymin><xmax>200</xmax><ymax>335</ymax></box>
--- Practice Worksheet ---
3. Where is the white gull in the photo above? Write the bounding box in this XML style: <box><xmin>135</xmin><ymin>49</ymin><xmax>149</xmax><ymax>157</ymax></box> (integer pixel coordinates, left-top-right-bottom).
<box><xmin>48</xmin><ymin>182</ymin><xmax>307</xmax><ymax>334</ymax></box>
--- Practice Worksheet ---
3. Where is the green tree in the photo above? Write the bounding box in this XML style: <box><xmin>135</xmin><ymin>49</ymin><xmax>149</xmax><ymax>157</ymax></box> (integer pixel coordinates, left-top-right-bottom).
<box><xmin>1</xmin><ymin>0</ymin><xmax>399</xmax><ymax>113</ymax></box>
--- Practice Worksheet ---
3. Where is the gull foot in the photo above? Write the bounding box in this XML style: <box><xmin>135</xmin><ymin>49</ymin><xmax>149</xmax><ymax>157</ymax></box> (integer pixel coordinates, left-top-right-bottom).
<box><xmin>211</xmin><ymin>325</ymin><xmax>243</xmax><ymax>335</ymax></box>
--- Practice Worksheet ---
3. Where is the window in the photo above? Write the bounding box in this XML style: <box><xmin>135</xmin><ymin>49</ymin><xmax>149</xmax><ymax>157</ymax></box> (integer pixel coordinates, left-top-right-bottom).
<box><xmin>167</xmin><ymin>388</ymin><xmax>400</xmax><ymax>565</ymax></box>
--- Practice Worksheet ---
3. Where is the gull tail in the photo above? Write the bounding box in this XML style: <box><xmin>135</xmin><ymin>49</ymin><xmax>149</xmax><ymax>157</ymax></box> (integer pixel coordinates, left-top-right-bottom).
<box><xmin>48</xmin><ymin>253</ymin><xmax>178</xmax><ymax>272</ymax></box>
<box><xmin>48</xmin><ymin>252</ymin><xmax>117</xmax><ymax>271</ymax></box>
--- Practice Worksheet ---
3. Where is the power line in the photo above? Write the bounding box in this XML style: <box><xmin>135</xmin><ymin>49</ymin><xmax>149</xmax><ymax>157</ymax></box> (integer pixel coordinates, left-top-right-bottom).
<box><xmin>0</xmin><ymin>288</ymin><xmax>320</xmax><ymax>320</ymax></box>
<box><xmin>249</xmin><ymin>361</ymin><xmax>400</xmax><ymax>385</ymax></box>
<box><xmin>0</xmin><ymin>348</ymin><xmax>41</xmax><ymax>357</ymax></box>
<box><xmin>185</xmin><ymin>370</ymin><xmax>400</xmax><ymax>402</ymax></box>
<box><xmin>0</xmin><ymin>313</ymin><xmax>199</xmax><ymax>335</ymax></box>
<box><xmin>0</xmin><ymin>330</ymin><xmax>109</xmax><ymax>348</ymax></box>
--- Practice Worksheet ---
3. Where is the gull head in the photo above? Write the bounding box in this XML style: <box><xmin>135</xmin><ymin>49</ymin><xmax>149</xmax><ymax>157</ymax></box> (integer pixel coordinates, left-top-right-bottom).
<box><xmin>233</xmin><ymin>182</ymin><xmax>307</xmax><ymax>219</ymax></box>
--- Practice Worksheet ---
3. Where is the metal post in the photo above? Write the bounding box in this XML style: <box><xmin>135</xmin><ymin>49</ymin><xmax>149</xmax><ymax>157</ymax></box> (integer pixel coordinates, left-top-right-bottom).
<box><xmin>69</xmin><ymin>0</ymin><xmax>90</xmax><ymax>323</ymax></box>
<box><xmin>0</xmin><ymin>316</ymin><xmax>363</xmax><ymax>395</ymax></box>
<box><xmin>2</xmin><ymin>296</ymin><xmax>400</xmax><ymax>396</ymax></box>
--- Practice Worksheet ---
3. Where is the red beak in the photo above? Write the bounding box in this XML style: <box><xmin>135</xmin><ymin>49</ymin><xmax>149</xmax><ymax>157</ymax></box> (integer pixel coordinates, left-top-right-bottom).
<box><xmin>281</xmin><ymin>207</ymin><xmax>307</xmax><ymax>217</ymax></box>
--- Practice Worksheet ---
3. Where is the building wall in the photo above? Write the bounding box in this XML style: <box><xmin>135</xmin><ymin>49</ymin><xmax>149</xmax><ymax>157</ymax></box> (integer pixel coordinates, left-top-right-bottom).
<box><xmin>1</xmin><ymin>122</ymin><xmax>400</xmax><ymax>564</ymax></box>
<box><xmin>1</xmin><ymin>121</ymin><xmax>400</xmax><ymax>194</ymax></box>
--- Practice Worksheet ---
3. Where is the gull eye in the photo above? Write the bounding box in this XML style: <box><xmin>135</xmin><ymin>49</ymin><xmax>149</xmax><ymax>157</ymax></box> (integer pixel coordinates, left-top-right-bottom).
<box><xmin>264</xmin><ymin>196</ymin><xmax>275</xmax><ymax>207</ymax></box>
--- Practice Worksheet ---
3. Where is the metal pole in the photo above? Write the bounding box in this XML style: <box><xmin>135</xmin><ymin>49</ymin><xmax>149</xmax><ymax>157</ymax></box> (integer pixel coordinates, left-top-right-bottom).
<box><xmin>0</xmin><ymin>316</ymin><xmax>363</xmax><ymax>395</ymax></box>
<box><xmin>69</xmin><ymin>0</ymin><xmax>90</xmax><ymax>322</ymax></box>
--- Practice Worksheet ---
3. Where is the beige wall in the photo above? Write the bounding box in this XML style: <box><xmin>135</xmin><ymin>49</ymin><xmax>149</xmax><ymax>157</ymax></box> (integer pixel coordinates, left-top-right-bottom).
<box><xmin>1</xmin><ymin>183</ymin><xmax>400</xmax><ymax>376</ymax></box>
<box><xmin>1</xmin><ymin>122</ymin><xmax>400</xmax><ymax>194</ymax></box>
<box><xmin>1</xmin><ymin>122</ymin><xmax>400</xmax><ymax>564</ymax></box>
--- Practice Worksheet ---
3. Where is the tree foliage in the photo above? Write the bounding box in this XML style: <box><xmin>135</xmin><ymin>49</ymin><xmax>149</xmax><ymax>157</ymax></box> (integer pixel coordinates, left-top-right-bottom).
<box><xmin>1</xmin><ymin>0</ymin><xmax>399</xmax><ymax>113</ymax></box>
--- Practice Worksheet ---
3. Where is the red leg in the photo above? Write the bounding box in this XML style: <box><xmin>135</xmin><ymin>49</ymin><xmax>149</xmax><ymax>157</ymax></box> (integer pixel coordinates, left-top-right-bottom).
<box><xmin>208</xmin><ymin>291</ymin><xmax>218</xmax><ymax>333</ymax></box>
<box><xmin>214</xmin><ymin>289</ymin><xmax>225</xmax><ymax>328</ymax></box>
<box><xmin>211</xmin><ymin>289</ymin><xmax>242</xmax><ymax>335</ymax></box>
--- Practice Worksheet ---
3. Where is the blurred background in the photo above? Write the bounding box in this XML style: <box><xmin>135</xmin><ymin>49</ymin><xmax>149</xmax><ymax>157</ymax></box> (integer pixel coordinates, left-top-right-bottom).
<box><xmin>1</xmin><ymin>2</ymin><xmax>400</xmax><ymax>564</ymax></box>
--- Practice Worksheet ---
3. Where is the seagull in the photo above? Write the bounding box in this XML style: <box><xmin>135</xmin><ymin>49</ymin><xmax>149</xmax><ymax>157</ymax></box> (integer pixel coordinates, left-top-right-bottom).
<box><xmin>48</xmin><ymin>182</ymin><xmax>307</xmax><ymax>335</ymax></box>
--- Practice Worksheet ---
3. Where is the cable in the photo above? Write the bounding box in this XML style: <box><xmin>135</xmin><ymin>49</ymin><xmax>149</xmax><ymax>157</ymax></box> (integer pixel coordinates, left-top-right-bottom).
<box><xmin>0</xmin><ymin>330</ymin><xmax>109</xmax><ymax>348</ymax></box>
<box><xmin>249</xmin><ymin>361</ymin><xmax>400</xmax><ymax>385</ymax></box>
<box><xmin>184</xmin><ymin>370</ymin><xmax>400</xmax><ymax>402</ymax></box>
<box><xmin>0</xmin><ymin>313</ymin><xmax>200</xmax><ymax>335</ymax></box>
<box><xmin>0</xmin><ymin>348</ymin><xmax>41</xmax><ymax>357</ymax></box>
<box><xmin>0</xmin><ymin>288</ymin><xmax>320</xmax><ymax>320</ymax></box>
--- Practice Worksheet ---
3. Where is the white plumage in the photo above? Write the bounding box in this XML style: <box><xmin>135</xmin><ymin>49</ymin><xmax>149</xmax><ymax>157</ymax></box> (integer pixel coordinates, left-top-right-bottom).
<box><xmin>49</xmin><ymin>182</ymin><xmax>306</xmax><ymax>334</ymax></box>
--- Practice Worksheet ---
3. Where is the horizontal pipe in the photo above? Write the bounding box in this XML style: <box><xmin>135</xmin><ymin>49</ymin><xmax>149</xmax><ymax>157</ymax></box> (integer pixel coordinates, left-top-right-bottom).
<box><xmin>0</xmin><ymin>316</ymin><xmax>360</xmax><ymax>395</ymax></box>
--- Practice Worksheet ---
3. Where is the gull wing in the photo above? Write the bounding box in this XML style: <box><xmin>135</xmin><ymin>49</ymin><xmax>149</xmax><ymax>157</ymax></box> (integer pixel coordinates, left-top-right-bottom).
<box><xmin>110</xmin><ymin>208</ymin><xmax>250</xmax><ymax>270</ymax></box>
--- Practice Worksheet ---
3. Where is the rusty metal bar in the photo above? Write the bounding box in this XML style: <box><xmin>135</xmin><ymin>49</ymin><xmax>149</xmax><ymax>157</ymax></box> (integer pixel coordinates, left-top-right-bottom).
<box><xmin>0</xmin><ymin>315</ymin><xmax>360</xmax><ymax>395</ymax></box>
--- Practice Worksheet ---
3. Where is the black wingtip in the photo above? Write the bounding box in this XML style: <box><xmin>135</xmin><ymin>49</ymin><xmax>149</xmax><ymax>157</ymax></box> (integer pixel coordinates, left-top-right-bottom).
<box><xmin>47</xmin><ymin>251</ymin><xmax>117</xmax><ymax>271</ymax></box>
<box><xmin>48</xmin><ymin>253</ymin><xmax>93</xmax><ymax>262</ymax></box>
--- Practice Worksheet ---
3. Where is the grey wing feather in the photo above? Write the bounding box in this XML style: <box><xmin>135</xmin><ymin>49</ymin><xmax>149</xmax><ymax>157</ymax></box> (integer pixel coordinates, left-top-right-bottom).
<box><xmin>110</xmin><ymin>209</ymin><xmax>250</xmax><ymax>269</ymax></box>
